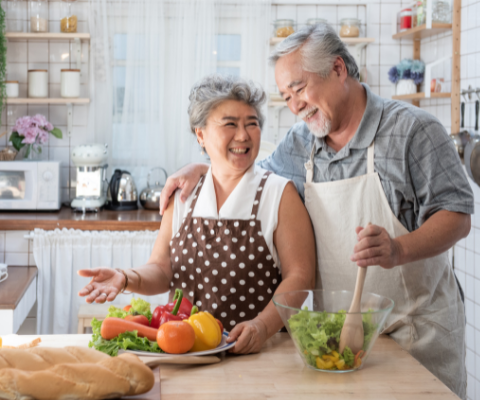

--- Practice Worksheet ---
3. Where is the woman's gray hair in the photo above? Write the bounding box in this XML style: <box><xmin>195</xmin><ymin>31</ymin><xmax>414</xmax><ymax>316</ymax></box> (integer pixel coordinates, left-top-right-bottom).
<box><xmin>188</xmin><ymin>74</ymin><xmax>266</xmax><ymax>134</ymax></box>
<box><xmin>269</xmin><ymin>24</ymin><xmax>359</xmax><ymax>80</ymax></box>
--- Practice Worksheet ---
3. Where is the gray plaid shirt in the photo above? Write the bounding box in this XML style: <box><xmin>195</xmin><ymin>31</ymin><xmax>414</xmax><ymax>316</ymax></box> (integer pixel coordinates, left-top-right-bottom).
<box><xmin>259</xmin><ymin>84</ymin><xmax>474</xmax><ymax>232</ymax></box>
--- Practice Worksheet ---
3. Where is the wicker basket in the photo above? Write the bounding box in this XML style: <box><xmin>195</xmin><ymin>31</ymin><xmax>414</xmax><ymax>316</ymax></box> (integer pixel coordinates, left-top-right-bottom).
<box><xmin>0</xmin><ymin>147</ymin><xmax>18</xmax><ymax>161</ymax></box>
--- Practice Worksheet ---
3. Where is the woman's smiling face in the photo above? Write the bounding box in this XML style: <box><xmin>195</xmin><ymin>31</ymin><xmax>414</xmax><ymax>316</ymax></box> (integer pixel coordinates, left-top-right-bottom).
<box><xmin>196</xmin><ymin>100</ymin><xmax>261</xmax><ymax>174</ymax></box>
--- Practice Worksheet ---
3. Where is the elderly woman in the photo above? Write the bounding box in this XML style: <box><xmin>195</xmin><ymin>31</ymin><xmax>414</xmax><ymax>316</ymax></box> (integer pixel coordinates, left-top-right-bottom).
<box><xmin>78</xmin><ymin>75</ymin><xmax>315</xmax><ymax>354</ymax></box>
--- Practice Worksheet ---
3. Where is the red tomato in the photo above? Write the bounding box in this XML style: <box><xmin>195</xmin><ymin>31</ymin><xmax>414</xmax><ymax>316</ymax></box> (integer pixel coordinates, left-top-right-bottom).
<box><xmin>123</xmin><ymin>305</ymin><xmax>132</xmax><ymax>312</ymax></box>
<box><xmin>124</xmin><ymin>314</ymin><xmax>149</xmax><ymax>326</ymax></box>
<box><xmin>216</xmin><ymin>318</ymin><xmax>224</xmax><ymax>333</ymax></box>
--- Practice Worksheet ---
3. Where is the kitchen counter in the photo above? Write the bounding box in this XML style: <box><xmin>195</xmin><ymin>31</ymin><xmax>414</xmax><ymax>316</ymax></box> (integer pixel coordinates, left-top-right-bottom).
<box><xmin>0</xmin><ymin>206</ymin><xmax>162</xmax><ymax>231</ymax></box>
<box><xmin>1</xmin><ymin>333</ymin><xmax>459</xmax><ymax>399</ymax></box>
<box><xmin>0</xmin><ymin>266</ymin><xmax>37</xmax><ymax>335</ymax></box>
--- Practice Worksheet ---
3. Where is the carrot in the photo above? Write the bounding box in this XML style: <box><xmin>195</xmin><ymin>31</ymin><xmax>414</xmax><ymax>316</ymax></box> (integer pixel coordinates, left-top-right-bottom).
<box><xmin>100</xmin><ymin>317</ymin><xmax>158</xmax><ymax>341</ymax></box>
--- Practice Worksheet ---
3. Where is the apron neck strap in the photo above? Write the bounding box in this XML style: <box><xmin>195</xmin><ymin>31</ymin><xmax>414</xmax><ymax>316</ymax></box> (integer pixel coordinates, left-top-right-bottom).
<box><xmin>185</xmin><ymin>175</ymin><xmax>206</xmax><ymax>218</ymax></box>
<box><xmin>304</xmin><ymin>141</ymin><xmax>316</xmax><ymax>184</ymax></box>
<box><xmin>251</xmin><ymin>171</ymin><xmax>272</xmax><ymax>217</ymax></box>
<box><xmin>367</xmin><ymin>141</ymin><xmax>375</xmax><ymax>174</ymax></box>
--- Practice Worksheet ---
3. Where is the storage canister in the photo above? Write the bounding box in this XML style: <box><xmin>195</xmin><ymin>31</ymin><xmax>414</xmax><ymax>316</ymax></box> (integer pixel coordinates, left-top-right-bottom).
<box><xmin>339</xmin><ymin>18</ymin><xmax>361</xmax><ymax>38</ymax></box>
<box><xmin>30</xmin><ymin>0</ymin><xmax>48</xmax><ymax>32</ymax></box>
<box><xmin>273</xmin><ymin>19</ymin><xmax>295</xmax><ymax>38</ymax></box>
<box><xmin>399</xmin><ymin>8</ymin><xmax>412</xmax><ymax>31</ymax></box>
<box><xmin>6</xmin><ymin>0</ymin><xmax>26</xmax><ymax>32</ymax></box>
<box><xmin>61</xmin><ymin>69</ymin><xmax>80</xmax><ymax>98</ymax></box>
<box><xmin>61</xmin><ymin>0</ymin><xmax>78</xmax><ymax>33</ymax></box>
<box><xmin>5</xmin><ymin>81</ymin><xmax>19</xmax><ymax>98</ymax></box>
<box><xmin>28</xmin><ymin>69</ymin><xmax>48</xmax><ymax>98</ymax></box>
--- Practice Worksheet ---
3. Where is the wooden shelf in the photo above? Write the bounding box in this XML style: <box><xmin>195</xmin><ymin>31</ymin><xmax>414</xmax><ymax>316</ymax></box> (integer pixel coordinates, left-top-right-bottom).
<box><xmin>392</xmin><ymin>24</ymin><xmax>452</xmax><ymax>40</ymax></box>
<box><xmin>270</xmin><ymin>37</ymin><xmax>375</xmax><ymax>46</ymax></box>
<box><xmin>269</xmin><ymin>101</ymin><xmax>287</xmax><ymax>107</ymax></box>
<box><xmin>6</xmin><ymin>98</ymin><xmax>90</xmax><ymax>105</ymax></box>
<box><xmin>392</xmin><ymin>92</ymin><xmax>451</xmax><ymax>101</ymax></box>
<box><xmin>5</xmin><ymin>32</ymin><xmax>90</xmax><ymax>41</ymax></box>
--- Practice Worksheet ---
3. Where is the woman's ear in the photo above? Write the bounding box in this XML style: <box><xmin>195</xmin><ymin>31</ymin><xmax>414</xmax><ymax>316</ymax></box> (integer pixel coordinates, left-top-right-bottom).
<box><xmin>195</xmin><ymin>128</ymin><xmax>204</xmax><ymax>145</ymax></box>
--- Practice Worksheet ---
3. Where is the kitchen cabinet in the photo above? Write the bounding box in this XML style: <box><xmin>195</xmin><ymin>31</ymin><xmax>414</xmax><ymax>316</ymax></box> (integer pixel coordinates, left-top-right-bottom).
<box><xmin>1</xmin><ymin>332</ymin><xmax>460</xmax><ymax>399</ymax></box>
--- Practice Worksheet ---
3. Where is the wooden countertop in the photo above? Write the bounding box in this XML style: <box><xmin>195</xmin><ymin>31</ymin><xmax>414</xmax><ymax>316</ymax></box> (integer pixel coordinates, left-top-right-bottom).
<box><xmin>1</xmin><ymin>333</ymin><xmax>459</xmax><ymax>399</ymax></box>
<box><xmin>0</xmin><ymin>207</ymin><xmax>162</xmax><ymax>231</ymax></box>
<box><xmin>0</xmin><ymin>266</ymin><xmax>37</xmax><ymax>310</ymax></box>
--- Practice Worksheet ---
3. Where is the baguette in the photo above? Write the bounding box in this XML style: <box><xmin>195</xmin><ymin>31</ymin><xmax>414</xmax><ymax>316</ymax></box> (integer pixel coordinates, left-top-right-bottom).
<box><xmin>0</xmin><ymin>346</ymin><xmax>154</xmax><ymax>400</ymax></box>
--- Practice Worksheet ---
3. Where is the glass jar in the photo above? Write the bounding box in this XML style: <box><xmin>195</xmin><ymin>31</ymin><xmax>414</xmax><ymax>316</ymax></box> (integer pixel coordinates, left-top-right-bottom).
<box><xmin>29</xmin><ymin>0</ymin><xmax>48</xmax><ymax>33</ymax></box>
<box><xmin>28</xmin><ymin>69</ymin><xmax>48</xmax><ymax>98</ymax></box>
<box><xmin>6</xmin><ymin>0</ymin><xmax>26</xmax><ymax>32</ymax></box>
<box><xmin>399</xmin><ymin>8</ymin><xmax>413</xmax><ymax>31</ymax></box>
<box><xmin>432</xmin><ymin>1</ymin><xmax>451</xmax><ymax>23</ymax></box>
<box><xmin>273</xmin><ymin>19</ymin><xmax>295</xmax><ymax>38</ymax></box>
<box><xmin>339</xmin><ymin>18</ymin><xmax>361</xmax><ymax>38</ymax></box>
<box><xmin>413</xmin><ymin>1</ymin><xmax>426</xmax><ymax>27</ymax></box>
<box><xmin>61</xmin><ymin>0</ymin><xmax>78</xmax><ymax>33</ymax></box>
<box><xmin>306</xmin><ymin>18</ymin><xmax>328</xmax><ymax>26</ymax></box>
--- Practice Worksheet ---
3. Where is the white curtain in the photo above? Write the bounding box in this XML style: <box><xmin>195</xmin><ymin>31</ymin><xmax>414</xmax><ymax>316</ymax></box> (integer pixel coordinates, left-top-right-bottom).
<box><xmin>88</xmin><ymin>0</ymin><xmax>272</xmax><ymax>190</ymax></box>
<box><xmin>33</xmin><ymin>228</ymin><xmax>167</xmax><ymax>334</ymax></box>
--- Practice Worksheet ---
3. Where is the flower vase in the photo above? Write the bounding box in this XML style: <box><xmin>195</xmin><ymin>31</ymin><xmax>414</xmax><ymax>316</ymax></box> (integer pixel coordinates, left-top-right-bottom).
<box><xmin>396</xmin><ymin>79</ymin><xmax>417</xmax><ymax>96</ymax></box>
<box><xmin>17</xmin><ymin>144</ymin><xmax>41</xmax><ymax>161</ymax></box>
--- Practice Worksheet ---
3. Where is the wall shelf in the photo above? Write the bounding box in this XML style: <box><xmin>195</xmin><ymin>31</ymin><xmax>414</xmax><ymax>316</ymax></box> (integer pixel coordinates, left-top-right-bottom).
<box><xmin>270</xmin><ymin>36</ymin><xmax>374</xmax><ymax>46</ymax></box>
<box><xmin>6</xmin><ymin>98</ymin><xmax>90</xmax><ymax>105</ymax></box>
<box><xmin>268</xmin><ymin>101</ymin><xmax>287</xmax><ymax>107</ymax></box>
<box><xmin>5</xmin><ymin>32</ymin><xmax>90</xmax><ymax>41</ymax></box>
<box><xmin>392</xmin><ymin>92</ymin><xmax>451</xmax><ymax>101</ymax></box>
<box><xmin>392</xmin><ymin>24</ymin><xmax>452</xmax><ymax>40</ymax></box>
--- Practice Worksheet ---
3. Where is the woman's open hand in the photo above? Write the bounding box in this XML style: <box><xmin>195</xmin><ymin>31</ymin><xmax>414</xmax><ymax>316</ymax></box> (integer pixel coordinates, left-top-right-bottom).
<box><xmin>77</xmin><ymin>268</ymin><xmax>125</xmax><ymax>303</ymax></box>
<box><xmin>226</xmin><ymin>319</ymin><xmax>268</xmax><ymax>354</ymax></box>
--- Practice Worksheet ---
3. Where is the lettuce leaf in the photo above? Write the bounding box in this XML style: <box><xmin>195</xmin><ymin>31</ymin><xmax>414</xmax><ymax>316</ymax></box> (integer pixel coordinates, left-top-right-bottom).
<box><xmin>88</xmin><ymin>317</ymin><xmax>163</xmax><ymax>357</ymax></box>
<box><xmin>130</xmin><ymin>298</ymin><xmax>153</xmax><ymax>323</ymax></box>
<box><xmin>287</xmin><ymin>307</ymin><xmax>377</xmax><ymax>369</ymax></box>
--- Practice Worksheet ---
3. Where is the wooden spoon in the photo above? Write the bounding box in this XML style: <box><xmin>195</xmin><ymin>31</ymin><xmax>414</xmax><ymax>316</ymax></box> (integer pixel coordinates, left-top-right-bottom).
<box><xmin>339</xmin><ymin>224</ymin><xmax>370</xmax><ymax>355</ymax></box>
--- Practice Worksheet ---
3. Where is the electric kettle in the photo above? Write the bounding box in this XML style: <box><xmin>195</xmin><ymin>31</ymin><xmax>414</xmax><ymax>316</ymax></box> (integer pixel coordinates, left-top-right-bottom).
<box><xmin>105</xmin><ymin>169</ymin><xmax>138</xmax><ymax>211</ymax></box>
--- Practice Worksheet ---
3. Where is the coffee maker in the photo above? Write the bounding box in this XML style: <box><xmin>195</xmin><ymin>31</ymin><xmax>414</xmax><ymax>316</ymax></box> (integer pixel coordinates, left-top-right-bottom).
<box><xmin>71</xmin><ymin>144</ymin><xmax>108</xmax><ymax>212</ymax></box>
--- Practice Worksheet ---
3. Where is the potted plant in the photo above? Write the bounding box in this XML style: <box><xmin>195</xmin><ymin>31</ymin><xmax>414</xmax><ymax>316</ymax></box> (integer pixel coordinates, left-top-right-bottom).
<box><xmin>9</xmin><ymin>115</ymin><xmax>63</xmax><ymax>160</ymax></box>
<box><xmin>388</xmin><ymin>59</ymin><xmax>425</xmax><ymax>96</ymax></box>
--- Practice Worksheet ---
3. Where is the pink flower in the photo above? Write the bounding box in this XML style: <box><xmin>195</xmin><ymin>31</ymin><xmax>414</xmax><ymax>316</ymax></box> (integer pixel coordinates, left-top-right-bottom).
<box><xmin>31</xmin><ymin>114</ymin><xmax>48</xmax><ymax>128</ymax></box>
<box><xmin>45</xmin><ymin>122</ymin><xmax>53</xmax><ymax>131</ymax></box>
<box><xmin>38</xmin><ymin>129</ymin><xmax>49</xmax><ymax>144</ymax></box>
<box><xmin>13</xmin><ymin>116</ymin><xmax>32</xmax><ymax>135</ymax></box>
<box><xmin>21</xmin><ymin>126</ymin><xmax>38</xmax><ymax>144</ymax></box>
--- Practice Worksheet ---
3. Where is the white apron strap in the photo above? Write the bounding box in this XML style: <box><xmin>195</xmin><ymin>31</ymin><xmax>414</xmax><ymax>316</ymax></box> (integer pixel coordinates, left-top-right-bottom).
<box><xmin>304</xmin><ymin>142</ymin><xmax>316</xmax><ymax>184</ymax></box>
<box><xmin>367</xmin><ymin>141</ymin><xmax>375</xmax><ymax>174</ymax></box>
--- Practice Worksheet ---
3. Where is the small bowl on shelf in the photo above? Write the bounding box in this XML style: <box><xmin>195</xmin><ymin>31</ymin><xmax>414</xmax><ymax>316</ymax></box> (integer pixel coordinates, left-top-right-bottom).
<box><xmin>272</xmin><ymin>289</ymin><xmax>394</xmax><ymax>373</ymax></box>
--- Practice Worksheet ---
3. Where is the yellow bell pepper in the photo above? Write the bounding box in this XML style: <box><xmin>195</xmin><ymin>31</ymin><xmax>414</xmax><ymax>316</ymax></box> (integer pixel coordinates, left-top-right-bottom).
<box><xmin>335</xmin><ymin>359</ymin><xmax>345</xmax><ymax>370</ymax></box>
<box><xmin>315</xmin><ymin>357</ymin><xmax>326</xmax><ymax>369</ymax></box>
<box><xmin>184</xmin><ymin>311</ymin><xmax>222</xmax><ymax>352</ymax></box>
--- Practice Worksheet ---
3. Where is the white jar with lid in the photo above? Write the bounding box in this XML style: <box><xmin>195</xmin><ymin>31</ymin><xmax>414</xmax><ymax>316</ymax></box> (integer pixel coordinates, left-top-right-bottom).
<box><xmin>28</xmin><ymin>69</ymin><xmax>48</xmax><ymax>98</ymax></box>
<box><xmin>5</xmin><ymin>81</ymin><xmax>19</xmax><ymax>98</ymax></box>
<box><xmin>61</xmin><ymin>69</ymin><xmax>80</xmax><ymax>98</ymax></box>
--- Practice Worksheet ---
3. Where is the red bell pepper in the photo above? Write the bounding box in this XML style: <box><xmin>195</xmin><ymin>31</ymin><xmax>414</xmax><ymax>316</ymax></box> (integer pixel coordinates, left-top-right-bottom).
<box><xmin>166</xmin><ymin>290</ymin><xmax>193</xmax><ymax>316</ymax></box>
<box><xmin>160</xmin><ymin>289</ymin><xmax>187</xmax><ymax>326</ymax></box>
<box><xmin>150</xmin><ymin>305</ymin><xmax>166</xmax><ymax>329</ymax></box>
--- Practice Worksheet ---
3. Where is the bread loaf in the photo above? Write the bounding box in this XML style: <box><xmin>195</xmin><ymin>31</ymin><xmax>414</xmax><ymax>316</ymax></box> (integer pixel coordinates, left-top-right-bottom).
<box><xmin>0</xmin><ymin>347</ymin><xmax>154</xmax><ymax>400</ymax></box>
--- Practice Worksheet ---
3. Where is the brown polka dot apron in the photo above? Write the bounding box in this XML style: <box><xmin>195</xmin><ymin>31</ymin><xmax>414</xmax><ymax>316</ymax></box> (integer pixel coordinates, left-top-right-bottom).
<box><xmin>169</xmin><ymin>171</ymin><xmax>281</xmax><ymax>330</ymax></box>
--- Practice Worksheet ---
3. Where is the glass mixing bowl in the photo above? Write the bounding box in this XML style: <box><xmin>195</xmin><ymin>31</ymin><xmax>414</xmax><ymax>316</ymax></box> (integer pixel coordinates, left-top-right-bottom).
<box><xmin>273</xmin><ymin>289</ymin><xmax>394</xmax><ymax>373</ymax></box>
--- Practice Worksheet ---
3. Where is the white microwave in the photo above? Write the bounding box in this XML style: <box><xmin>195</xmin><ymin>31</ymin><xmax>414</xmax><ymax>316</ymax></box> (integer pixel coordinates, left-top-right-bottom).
<box><xmin>0</xmin><ymin>161</ymin><xmax>61</xmax><ymax>210</ymax></box>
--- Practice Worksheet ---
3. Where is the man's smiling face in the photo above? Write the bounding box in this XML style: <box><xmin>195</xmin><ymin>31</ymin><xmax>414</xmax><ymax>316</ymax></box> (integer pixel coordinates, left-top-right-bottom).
<box><xmin>275</xmin><ymin>49</ymin><xmax>345</xmax><ymax>138</ymax></box>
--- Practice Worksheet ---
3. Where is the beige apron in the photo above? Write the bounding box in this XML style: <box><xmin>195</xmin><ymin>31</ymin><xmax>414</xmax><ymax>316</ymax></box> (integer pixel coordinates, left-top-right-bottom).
<box><xmin>304</xmin><ymin>140</ymin><xmax>466</xmax><ymax>399</ymax></box>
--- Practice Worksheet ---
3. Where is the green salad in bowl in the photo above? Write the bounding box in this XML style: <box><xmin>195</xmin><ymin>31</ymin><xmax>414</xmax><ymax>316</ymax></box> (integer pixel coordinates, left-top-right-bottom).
<box><xmin>273</xmin><ymin>290</ymin><xmax>394</xmax><ymax>372</ymax></box>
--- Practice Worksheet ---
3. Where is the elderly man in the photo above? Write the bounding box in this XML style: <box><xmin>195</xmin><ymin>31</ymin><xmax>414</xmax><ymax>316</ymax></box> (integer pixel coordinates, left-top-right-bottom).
<box><xmin>160</xmin><ymin>24</ymin><xmax>473</xmax><ymax>398</ymax></box>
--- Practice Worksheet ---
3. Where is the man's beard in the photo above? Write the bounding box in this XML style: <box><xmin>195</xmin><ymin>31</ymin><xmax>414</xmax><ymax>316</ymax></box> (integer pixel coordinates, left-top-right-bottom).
<box><xmin>299</xmin><ymin>106</ymin><xmax>331</xmax><ymax>138</ymax></box>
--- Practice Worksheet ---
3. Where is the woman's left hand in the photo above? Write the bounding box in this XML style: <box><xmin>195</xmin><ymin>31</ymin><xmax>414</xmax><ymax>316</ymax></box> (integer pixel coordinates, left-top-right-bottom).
<box><xmin>226</xmin><ymin>319</ymin><xmax>268</xmax><ymax>354</ymax></box>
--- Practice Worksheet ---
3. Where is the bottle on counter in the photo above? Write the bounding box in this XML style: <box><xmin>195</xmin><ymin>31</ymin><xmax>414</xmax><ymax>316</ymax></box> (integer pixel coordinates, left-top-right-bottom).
<box><xmin>29</xmin><ymin>0</ymin><xmax>48</xmax><ymax>33</ymax></box>
<box><xmin>61</xmin><ymin>0</ymin><xmax>78</xmax><ymax>33</ymax></box>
